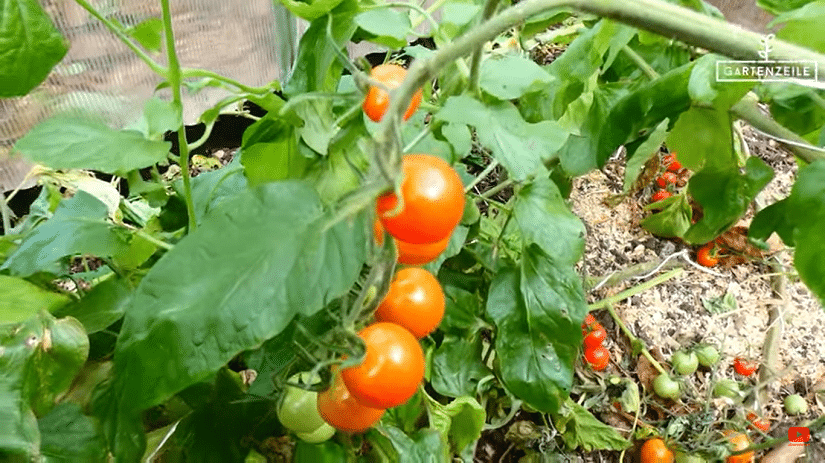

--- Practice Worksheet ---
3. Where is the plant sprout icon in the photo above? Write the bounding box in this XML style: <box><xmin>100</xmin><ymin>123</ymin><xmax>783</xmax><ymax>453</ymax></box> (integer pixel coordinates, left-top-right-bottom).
<box><xmin>759</xmin><ymin>34</ymin><xmax>775</xmax><ymax>62</ymax></box>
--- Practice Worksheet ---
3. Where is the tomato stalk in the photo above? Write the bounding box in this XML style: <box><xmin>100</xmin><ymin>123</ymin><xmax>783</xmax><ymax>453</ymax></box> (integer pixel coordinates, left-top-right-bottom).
<box><xmin>469</xmin><ymin>0</ymin><xmax>503</xmax><ymax>96</ymax></box>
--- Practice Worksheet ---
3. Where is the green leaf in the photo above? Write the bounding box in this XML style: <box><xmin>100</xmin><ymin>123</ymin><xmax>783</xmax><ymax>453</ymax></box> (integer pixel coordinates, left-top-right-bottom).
<box><xmin>0</xmin><ymin>312</ymin><xmax>89</xmax><ymax>459</ymax></box>
<box><xmin>750</xmin><ymin>159</ymin><xmax>825</xmax><ymax>303</ymax></box>
<box><xmin>285</xmin><ymin>8</ymin><xmax>358</xmax><ymax>95</ymax></box>
<box><xmin>307</xmin><ymin>119</ymin><xmax>369</xmax><ymax>204</ymax></box>
<box><xmin>294</xmin><ymin>440</ymin><xmax>347</xmax><ymax>463</ymax></box>
<box><xmin>435</xmin><ymin>96</ymin><xmax>569</xmax><ymax>181</ymax></box>
<box><xmin>240</xmin><ymin>115</ymin><xmax>306</xmax><ymax>186</ymax></box>
<box><xmin>382</xmin><ymin>427</ymin><xmax>449</xmax><ymax>463</ymax></box>
<box><xmin>513</xmin><ymin>176</ymin><xmax>585</xmax><ymax>266</ymax></box>
<box><xmin>13</xmin><ymin>115</ymin><xmax>171</xmax><ymax>175</ymax></box>
<box><xmin>0</xmin><ymin>276</ymin><xmax>70</xmax><ymax>324</ymax></box>
<box><xmin>354</xmin><ymin>9</ymin><xmax>411</xmax><ymax>48</ymax></box>
<box><xmin>383</xmin><ymin>390</ymin><xmax>424</xmax><ymax>435</ymax></box>
<box><xmin>430</xmin><ymin>336</ymin><xmax>490</xmax><ymax>398</ymax></box>
<box><xmin>479</xmin><ymin>54</ymin><xmax>554</xmax><ymax>100</ymax></box>
<box><xmin>38</xmin><ymin>402</ymin><xmax>107</xmax><ymax>463</ymax></box>
<box><xmin>683</xmin><ymin>157</ymin><xmax>774</xmax><ymax>244</ymax></box>
<box><xmin>132</xmin><ymin>97</ymin><xmax>182</xmax><ymax>140</ymax></box>
<box><xmin>759</xmin><ymin>84</ymin><xmax>825</xmax><ymax>140</ymax></box>
<box><xmin>0</xmin><ymin>0</ymin><xmax>68</xmax><ymax>97</ymax></box>
<box><xmin>440</xmin><ymin>123</ymin><xmax>472</xmax><ymax>160</ymax></box>
<box><xmin>640</xmin><ymin>194</ymin><xmax>693</xmax><ymax>238</ymax></box>
<box><xmin>279</xmin><ymin>0</ymin><xmax>347</xmax><ymax>21</ymax></box>
<box><xmin>551</xmin><ymin>398</ymin><xmax>630</xmax><ymax>451</ymax></box>
<box><xmin>185</xmin><ymin>156</ymin><xmax>248</xmax><ymax>224</ymax></box>
<box><xmin>1</xmin><ymin>192</ymin><xmax>131</xmax><ymax>277</ymax></box>
<box><xmin>427</xmin><ymin>396</ymin><xmax>485</xmax><ymax>454</ymax></box>
<box><xmin>439</xmin><ymin>285</ymin><xmax>485</xmax><ymax>335</ymax></box>
<box><xmin>773</xmin><ymin>1</ymin><xmax>825</xmax><ymax>54</ymax></box>
<box><xmin>623</xmin><ymin>119</ymin><xmax>669</xmax><ymax>193</ymax></box>
<box><xmin>125</xmin><ymin>18</ymin><xmax>163</xmax><ymax>53</ymax></box>
<box><xmin>292</xmin><ymin>99</ymin><xmax>338</xmax><ymax>155</ymax></box>
<box><xmin>53</xmin><ymin>278</ymin><xmax>132</xmax><ymax>333</ymax></box>
<box><xmin>439</xmin><ymin>1</ymin><xmax>481</xmax><ymax>39</ymax></box>
<box><xmin>758</xmin><ymin>0</ymin><xmax>817</xmax><ymax>14</ymax></box>
<box><xmin>105</xmin><ymin>181</ymin><xmax>367</xmax><ymax>412</ymax></box>
<box><xmin>688</xmin><ymin>54</ymin><xmax>752</xmax><ymax>108</ymax></box>
<box><xmin>596</xmin><ymin>62</ymin><xmax>693</xmax><ymax>166</ymax></box>
<box><xmin>666</xmin><ymin>107</ymin><xmax>735</xmax><ymax>172</ymax></box>
<box><xmin>486</xmin><ymin>249</ymin><xmax>587</xmax><ymax>414</ymax></box>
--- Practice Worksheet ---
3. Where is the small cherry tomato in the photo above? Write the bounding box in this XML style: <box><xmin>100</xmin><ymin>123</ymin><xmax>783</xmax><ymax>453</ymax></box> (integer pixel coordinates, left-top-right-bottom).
<box><xmin>664</xmin><ymin>153</ymin><xmax>682</xmax><ymax>172</ymax></box>
<box><xmin>732</xmin><ymin>357</ymin><xmax>757</xmax><ymax>377</ymax></box>
<box><xmin>671</xmin><ymin>351</ymin><xmax>699</xmax><ymax>376</ymax></box>
<box><xmin>696</xmin><ymin>243</ymin><xmax>720</xmax><ymax>267</ymax></box>
<box><xmin>653</xmin><ymin>374</ymin><xmax>681</xmax><ymax>400</ymax></box>
<box><xmin>374</xmin><ymin>268</ymin><xmax>445</xmax><ymax>338</ymax></box>
<box><xmin>583</xmin><ymin>313</ymin><xmax>596</xmax><ymax>328</ymax></box>
<box><xmin>584</xmin><ymin>345</ymin><xmax>610</xmax><ymax>371</ymax></box>
<box><xmin>295</xmin><ymin>423</ymin><xmax>336</xmax><ymax>443</ymax></box>
<box><xmin>652</xmin><ymin>190</ymin><xmax>673</xmax><ymax>202</ymax></box>
<box><xmin>277</xmin><ymin>373</ymin><xmax>327</xmax><ymax>433</ymax></box>
<box><xmin>656</xmin><ymin>172</ymin><xmax>678</xmax><ymax>188</ymax></box>
<box><xmin>784</xmin><ymin>394</ymin><xmax>808</xmax><ymax>415</ymax></box>
<box><xmin>641</xmin><ymin>438</ymin><xmax>675</xmax><ymax>463</ymax></box>
<box><xmin>341</xmin><ymin>322</ymin><xmax>425</xmax><ymax>409</ymax></box>
<box><xmin>583</xmin><ymin>323</ymin><xmax>607</xmax><ymax>349</ymax></box>
<box><xmin>713</xmin><ymin>379</ymin><xmax>742</xmax><ymax>400</ymax></box>
<box><xmin>362</xmin><ymin>63</ymin><xmax>422</xmax><ymax>122</ymax></box>
<box><xmin>376</xmin><ymin>154</ymin><xmax>465</xmax><ymax>244</ymax></box>
<box><xmin>317</xmin><ymin>369</ymin><xmax>385</xmax><ymax>433</ymax></box>
<box><xmin>723</xmin><ymin>431</ymin><xmax>754</xmax><ymax>463</ymax></box>
<box><xmin>695</xmin><ymin>345</ymin><xmax>720</xmax><ymax>367</ymax></box>
<box><xmin>746</xmin><ymin>411</ymin><xmax>770</xmax><ymax>433</ymax></box>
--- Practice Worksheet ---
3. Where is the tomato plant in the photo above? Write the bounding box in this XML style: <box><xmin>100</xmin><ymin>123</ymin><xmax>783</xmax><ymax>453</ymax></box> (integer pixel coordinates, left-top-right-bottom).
<box><xmin>641</xmin><ymin>438</ymin><xmax>674</xmax><ymax>463</ymax></box>
<box><xmin>341</xmin><ymin>322</ymin><xmax>425</xmax><ymax>409</ymax></box>
<box><xmin>362</xmin><ymin>63</ymin><xmax>422</xmax><ymax>122</ymax></box>
<box><xmin>374</xmin><ymin>267</ymin><xmax>445</xmax><ymax>338</ymax></box>
<box><xmin>732</xmin><ymin>357</ymin><xmax>757</xmax><ymax>377</ymax></box>
<box><xmin>376</xmin><ymin>154</ymin><xmax>465</xmax><ymax>244</ymax></box>
<box><xmin>3</xmin><ymin>0</ymin><xmax>825</xmax><ymax>459</ymax></box>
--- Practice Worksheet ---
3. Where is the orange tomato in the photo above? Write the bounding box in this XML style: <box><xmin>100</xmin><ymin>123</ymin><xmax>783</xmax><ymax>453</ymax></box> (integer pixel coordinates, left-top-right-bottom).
<box><xmin>373</xmin><ymin>219</ymin><xmax>450</xmax><ymax>265</ymax></box>
<box><xmin>723</xmin><ymin>431</ymin><xmax>754</xmax><ymax>463</ymax></box>
<box><xmin>640</xmin><ymin>438</ymin><xmax>674</xmax><ymax>463</ymax></box>
<box><xmin>362</xmin><ymin>63</ymin><xmax>422</xmax><ymax>122</ymax></box>
<box><xmin>374</xmin><ymin>268</ymin><xmax>444</xmax><ymax>338</ymax></box>
<box><xmin>376</xmin><ymin>154</ymin><xmax>464</xmax><ymax>244</ymax></box>
<box><xmin>317</xmin><ymin>368</ymin><xmax>385</xmax><ymax>433</ymax></box>
<box><xmin>341</xmin><ymin>322</ymin><xmax>424</xmax><ymax>409</ymax></box>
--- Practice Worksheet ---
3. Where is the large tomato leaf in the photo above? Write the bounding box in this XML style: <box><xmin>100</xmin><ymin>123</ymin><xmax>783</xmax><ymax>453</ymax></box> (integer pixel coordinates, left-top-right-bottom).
<box><xmin>435</xmin><ymin>96</ymin><xmax>569</xmax><ymax>181</ymax></box>
<box><xmin>552</xmin><ymin>397</ymin><xmax>631</xmax><ymax>451</ymax></box>
<box><xmin>486</xmin><ymin>247</ymin><xmax>587</xmax><ymax>414</ymax></box>
<box><xmin>13</xmin><ymin>116</ymin><xmax>171</xmax><ymax>176</ymax></box>
<box><xmin>0</xmin><ymin>312</ymin><xmax>89</xmax><ymax>460</ymax></box>
<box><xmin>427</xmin><ymin>396</ymin><xmax>486</xmax><ymax>455</ymax></box>
<box><xmin>354</xmin><ymin>8</ymin><xmax>411</xmax><ymax>49</ymax></box>
<box><xmin>667</xmin><ymin>107</ymin><xmax>736</xmax><ymax>172</ymax></box>
<box><xmin>513</xmin><ymin>176</ymin><xmax>585</xmax><ymax>266</ymax></box>
<box><xmin>751</xmin><ymin>159</ymin><xmax>825</xmax><ymax>304</ymax></box>
<box><xmin>239</xmin><ymin>115</ymin><xmax>305</xmax><ymax>186</ymax></box>
<box><xmin>1</xmin><ymin>192</ymin><xmax>132</xmax><ymax>277</ymax></box>
<box><xmin>684</xmin><ymin>157</ymin><xmax>774</xmax><ymax>244</ymax></box>
<box><xmin>52</xmin><ymin>278</ymin><xmax>133</xmax><ymax>334</ymax></box>
<box><xmin>0</xmin><ymin>275</ymin><xmax>69</xmax><ymax>324</ymax></box>
<box><xmin>0</xmin><ymin>0</ymin><xmax>68</xmax><ymax>97</ymax></box>
<box><xmin>479</xmin><ymin>54</ymin><xmax>554</xmax><ymax>101</ymax></box>
<box><xmin>773</xmin><ymin>1</ymin><xmax>825</xmax><ymax>54</ymax></box>
<box><xmin>382</xmin><ymin>426</ymin><xmax>450</xmax><ymax>463</ymax></box>
<box><xmin>37</xmin><ymin>402</ymin><xmax>107</xmax><ymax>463</ymax></box>
<box><xmin>430</xmin><ymin>336</ymin><xmax>490</xmax><ymax>398</ymax></box>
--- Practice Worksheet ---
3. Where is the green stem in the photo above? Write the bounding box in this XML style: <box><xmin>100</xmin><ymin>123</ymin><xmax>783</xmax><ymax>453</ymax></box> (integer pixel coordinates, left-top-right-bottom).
<box><xmin>411</xmin><ymin>0</ymin><xmax>451</xmax><ymax>29</ymax></box>
<box><xmin>477</xmin><ymin>177</ymin><xmax>513</xmax><ymax>200</ymax></box>
<box><xmin>0</xmin><ymin>192</ymin><xmax>10</xmax><ymax>235</ymax></box>
<box><xmin>589</xmin><ymin>267</ymin><xmax>683</xmax><ymax>310</ymax></box>
<box><xmin>622</xmin><ymin>45</ymin><xmax>659</xmax><ymax>80</ymax></box>
<box><xmin>469</xmin><ymin>0</ymin><xmax>502</xmax><ymax>95</ymax></box>
<box><xmin>468</xmin><ymin>191</ymin><xmax>511</xmax><ymax>212</ymax></box>
<box><xmin>464</xmin><ymin>159</ymin><xmax>500</xmax><ymax>193</ymax></box>
<box><xmin>403</xmin><ymin>125</ymin><xmax>433</xmax><ymax>153</ymax></box>
<box><xmin>135</xmin><ymin>229</ymin><xmax>175</xmax><ymax>251</ymax></box>
<box><xmin>179</xmin><ymin>69</ymin><xmax>274</xmax><ymax>94</ymax></box>
<box><xmin>160</xmin><ymin>0</ymin><xmax>197</xmax><ymax>232</ymax></box>
<box><xmin>73</xmin><ymin>0</ymin><xmax>167</xmax><ymax>76</ymax></box>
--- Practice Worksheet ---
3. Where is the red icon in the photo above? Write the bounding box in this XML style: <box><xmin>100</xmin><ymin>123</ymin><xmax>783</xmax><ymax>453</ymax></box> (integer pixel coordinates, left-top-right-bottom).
<box><xmin>788</xmin><ymin>427</ymin><xmax>810</xmax><ymax>445</ymax></box>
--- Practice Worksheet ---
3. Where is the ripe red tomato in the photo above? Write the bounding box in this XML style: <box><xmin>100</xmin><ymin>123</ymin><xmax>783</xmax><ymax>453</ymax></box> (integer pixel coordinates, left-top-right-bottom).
<box><xmin>362</xmin><ymin>63</ymin><xmax>422</xmax><ymax>122</ymax></box>
<box><xmin>374</xmin><ymin>268</ymin><xmax>445</xmax><ymax>338</ymax></box>
<box><xmin>396</xmin><ymin>235</ymin><xmax>450</xmax><ymax>265</ymax></box>
<box><xmin>723</xmin><ymin>431</ymin><xmax>754</xmax><ymax>463</ymax></box>
<box><xmin>317</xmin><ymin>369</ymin><xmax>385</xmax><ymax>433</ymax></box>
<box><xmin>583</xmin><ymin>313</ymin><xmax>596</xmax><ymax>327</ymax></box>
<box><xmin>341</xmin><ymin>322</ymin><xmax>425</xmax><ymax>409</ymax></box>
<box><xmin>696</xmin><ymin>243</ymin><xmax>719</xmax><ymax>267</ymax></box>
<box><xmin>746</xmin><ymin>411</ymin><xmax>770</xmax><ymax>433</ymax></box>
<box><xmin>376</xmin><ymin>154</ymin><xmax>464</xmax><ymax>244</ymax></box>
<box><xmin>656</xmin><ymin>172</ymin><xmax>678</xmax><ymax>188</ymax></box>
<box><xmin>640</xmin><ymin>438</ymin><xmax>674</xmax><ymax>463</ymax></box>
<box><xmin>733</xmin><ymin>357</ymin><xmax>758</xmax><ymax>376</ymax></box>
<box><xmin>651</xmin><ymin>190</ymin><xmax>673</xmax><ymax>202</ymax></box>
<box><xmin>663</xmin><ymin>153</ymin><xmax>682</xmax><ymax>172</ymax></box>
<box><xmin>583</xmin><ymin>323</ymin><xmax>607</xmax><ymax>349</ymax></box>
<box><xmin>584</xmin><ymin>346</ymin><xmax>610</xmax><ymax>371</ymax></box>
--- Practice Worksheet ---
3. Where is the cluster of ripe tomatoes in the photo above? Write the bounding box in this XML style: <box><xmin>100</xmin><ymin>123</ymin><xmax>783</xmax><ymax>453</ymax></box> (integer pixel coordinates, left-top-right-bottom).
<box><xmin>650</xmin><ymin>152</ymin><xmax>683</xmax><ymax>203</ymax></box>
<box><xmin>581</xmin><ymin>313</ymin><xmax>610</xmax><ymax>371</ymax></box>
<box><xmin>279</xmin><ymin>63</ymin><xmax>466</xmax><ymax>439</ymax></box>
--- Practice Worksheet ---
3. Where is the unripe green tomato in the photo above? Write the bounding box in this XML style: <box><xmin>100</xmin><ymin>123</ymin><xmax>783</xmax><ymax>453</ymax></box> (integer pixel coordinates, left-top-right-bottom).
<box><xmin>671</xmin><ymin>351</ymin><xmax>699</xmax><ymax>375</ymax></box>
<box><xmin>694</xmin><ymin>345</ymin><xmax>719</xmax><ymax>367</ymax></box>
<box><xmin>295</xmin><ymin>422</ymin><xmax>336</xmax><ymax>443</ymax></box>
<box><xmin>653</xmin><ymin>374</ymin><xmax>681</xmax><ymax>399</ymax></box>
<box><xmin>277</xmin><ymin>374</ymin><xmax>326</xmax><ymax>433</ymax></box>
<box><xmin>784</xmin><ymin>394</ymin><xmax>808</xmax><ymax>415</ymax></box>
<box><xmin>674</xmin><ymin>451</ymin><xmax>706</xmax><ymax>463</ymax></box>
<box><xmin>712</xmin><ymin>379</ymin><xmax>741</xmax><ymax>399</ymax></box>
